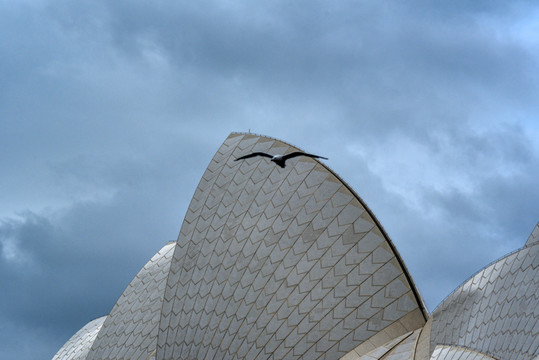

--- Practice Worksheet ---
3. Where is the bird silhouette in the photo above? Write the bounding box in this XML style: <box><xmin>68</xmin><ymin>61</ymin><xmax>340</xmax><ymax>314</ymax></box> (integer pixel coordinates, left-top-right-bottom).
<box><xmin>234</xmin><ymin>151</ymin><xmax>328</xmax><ymax>168</ymax></box>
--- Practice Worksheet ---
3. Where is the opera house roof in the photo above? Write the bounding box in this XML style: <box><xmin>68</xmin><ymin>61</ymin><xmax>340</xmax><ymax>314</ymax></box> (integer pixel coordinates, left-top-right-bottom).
<box><xmin>53</xmin><ymin>133</ymin><xmax>538</xmax><ymax>360</ymax></box>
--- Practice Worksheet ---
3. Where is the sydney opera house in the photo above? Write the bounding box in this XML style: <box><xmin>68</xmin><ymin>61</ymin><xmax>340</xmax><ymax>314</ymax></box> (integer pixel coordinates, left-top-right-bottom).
<box><xmin>53</xmin><ymin>133</ymin><xmax>538</xmax><ymax>360</ymax></box>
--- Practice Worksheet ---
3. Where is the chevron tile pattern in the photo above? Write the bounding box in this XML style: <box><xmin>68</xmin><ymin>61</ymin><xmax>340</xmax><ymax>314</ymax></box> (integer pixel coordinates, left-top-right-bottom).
<box><xmin>52</xmin><ymin>316</ymin><xmax>106</xmax><ymax>360</ymax></box>
<box><xmin>51</xmin><ymin>133</ymin><xmax>539</xmax><ymax>360</ymax></box>
<box><xmin>155</xmin><ymin>133</ymin><xmax>426</xmax><ymax>359</ymax></box>
<box><xmin>85</xmin><ymin>242</ymin><xmax>176</xmax><ymax>360</ymax></box>
<box><xmin>429</xmin><ymin>243</ymin><xmax>539</xmax><ymax>360</ymax></box>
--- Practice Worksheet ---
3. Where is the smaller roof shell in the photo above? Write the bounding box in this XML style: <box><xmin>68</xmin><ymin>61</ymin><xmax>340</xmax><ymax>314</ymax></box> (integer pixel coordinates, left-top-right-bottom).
<box><xmin>86</xmin><ymin>242</ymin><xmax>176</xmax><ymax>359</ymax></box>
<box><xmin>52</xmin><ymin>316</ymin><xmax>106</xmax><ymax>360</ymax></box>
<box><xmin>429</xmin><ymin>242</ymin><xmax>539</xmax><ymax>360</ymax></box>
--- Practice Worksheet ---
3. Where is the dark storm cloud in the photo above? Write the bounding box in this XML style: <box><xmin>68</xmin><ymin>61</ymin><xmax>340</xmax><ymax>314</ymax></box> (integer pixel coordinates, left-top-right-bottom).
<box><xmin>1</xmin><ymin>1</ymin><xmax>538</xmax><ymax>359</ymax></box>
<box><xmin>0</xmin><ymin>153</ymin><xmax>193</xmax><ymax>358</ymax></box>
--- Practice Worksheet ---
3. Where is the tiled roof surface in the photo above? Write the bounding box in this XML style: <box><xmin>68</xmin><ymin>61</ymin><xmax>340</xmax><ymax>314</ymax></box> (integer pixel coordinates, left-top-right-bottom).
<box><xmin>156</xmin><ymin>133</ymin><xmax>426</xmax><ymax>359</ymax></box>
<box><xmin>52</xmin><ymin>133</ymin><xmax>538</xmax><ymax>360</ymax></box>
<box><xmin>52</xmin><ymin>316</ymin><xmax>105</xmax><ymax>360</ymax></box>
<box><xmin>430</xmin><ymin>243</ymin><xmax>539</xmax><ymax>360</ymax></box>
<box><xmin>86</xmin><ymin>242</ymin><xmax>175</xmax><ymax>360</ymax></box>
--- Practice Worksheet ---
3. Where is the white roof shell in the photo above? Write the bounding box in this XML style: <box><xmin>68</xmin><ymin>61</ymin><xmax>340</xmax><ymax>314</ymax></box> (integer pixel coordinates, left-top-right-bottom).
<box><xmin>52</xmin><ymin>133</ymin><xmax>538</xmax><ymax>360</ymax></box>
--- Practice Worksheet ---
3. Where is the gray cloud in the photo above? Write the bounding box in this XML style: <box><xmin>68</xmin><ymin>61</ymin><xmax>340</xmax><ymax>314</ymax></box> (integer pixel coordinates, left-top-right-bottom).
<box><xmin>1</xmin><ymin>0</ymin><xmax>538</xmax><ymax>358</ymax></box>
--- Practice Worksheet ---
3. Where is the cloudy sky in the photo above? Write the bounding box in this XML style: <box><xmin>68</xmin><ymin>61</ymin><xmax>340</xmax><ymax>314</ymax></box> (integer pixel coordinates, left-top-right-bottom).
<box><xmin>1</xmin><ymin>1</ymin><xmax>538</xmax><ymax>358</ymax></box>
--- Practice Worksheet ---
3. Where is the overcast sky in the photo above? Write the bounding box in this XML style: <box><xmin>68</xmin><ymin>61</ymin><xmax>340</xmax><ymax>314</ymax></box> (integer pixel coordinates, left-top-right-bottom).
<box><xmin>1</xmin><ymin>1</ymin><xmax>538</xmax><ymax>359</ymax></box>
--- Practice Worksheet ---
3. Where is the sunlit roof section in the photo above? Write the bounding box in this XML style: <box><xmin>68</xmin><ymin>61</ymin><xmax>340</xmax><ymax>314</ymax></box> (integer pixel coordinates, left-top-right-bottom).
<box><xmin>429</xmin><ymin>345</ymin><xmax>497</xmax><ymax>360</ymax></box>
<box><xmin>430</xmin><ymin>243</ymin><xmax>539</xmax><ymax>359</ymax></box>
<box><xmin>156</xmin><ymin>133</ymin><xmax>427</xmax><ymax>359</ymax></box>
<box><xmin>86</xmin><ymin>242</ymin><xmax>176</xmax><ymax>359</ymax></box>
<box><xmin>51</xmin><ymin>133</ymin><xmax>538</xmax><ymax>360</ymax></box>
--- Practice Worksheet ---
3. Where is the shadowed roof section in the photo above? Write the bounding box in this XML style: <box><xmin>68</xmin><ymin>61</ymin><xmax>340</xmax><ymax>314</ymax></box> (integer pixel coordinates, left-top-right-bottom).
<box><xmin>156</xmin><ymin>132</ymin><xmax>427</xmax><ymax>359</ymax></box>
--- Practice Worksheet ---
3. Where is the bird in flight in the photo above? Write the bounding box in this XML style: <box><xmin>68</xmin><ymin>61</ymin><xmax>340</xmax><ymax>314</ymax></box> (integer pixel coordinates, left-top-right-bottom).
<box><xmin>234</xmin><ymin>151</ymin><xmax>328</xmax><ymax>168</ymax></box>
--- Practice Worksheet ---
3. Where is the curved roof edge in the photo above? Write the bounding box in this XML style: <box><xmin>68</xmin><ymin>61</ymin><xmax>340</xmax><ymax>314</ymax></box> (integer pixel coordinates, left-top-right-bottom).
<box><xmin>525</xmin><ymin>221</ymin><xmax>539</xmax><ymax>247</ymax></box>
<box><xmin>230</xmin><ymin>131</ymin><xmax>429</xmax><ymax>321</ymax></box>
<box><xmin>87</xmin><ymin>241</ymin><xmax>176</xmax><ymax>359</ymax></box>
<box><xmin>429</xmin><ymin>241</ymin><xmax>538</xmax><ymax>359</ymax></box>
<box><xmin>431</xmin><ymin>246</ymin><xmax>523</xmax><ymax>313</ymax></box>
<box><xmin>432</xmin><ymin>221</ymin><xmax>539</xmax><ymax>313</ymax></box>
<box><xmin>52</xmin><ymin>316</ymin><xmax>106</xmax><ymax>360</ymax></box>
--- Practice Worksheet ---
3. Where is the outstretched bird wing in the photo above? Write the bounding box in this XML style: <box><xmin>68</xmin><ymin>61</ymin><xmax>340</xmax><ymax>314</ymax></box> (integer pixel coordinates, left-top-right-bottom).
<box><xmin>282</xmin><ymin>151</ymin><xmax>328</xmax><ymax>161</ymax></box>
<box><xmin>234</xmin><ymin>152</ymin><xmax>273</xmax><ymax>161</ymax></box>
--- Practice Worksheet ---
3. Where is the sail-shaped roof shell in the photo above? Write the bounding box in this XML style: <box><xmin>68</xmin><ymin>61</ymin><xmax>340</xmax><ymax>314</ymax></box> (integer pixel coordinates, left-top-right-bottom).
<box><xmin>156</xmin><ymin>133</ymin><xmax>427</xmax><ymax>359</ymax></box>
<box><xmin>53</xmin><ymin>133</ymin><xmax>538</xmax><ymax>360</ymax></box>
